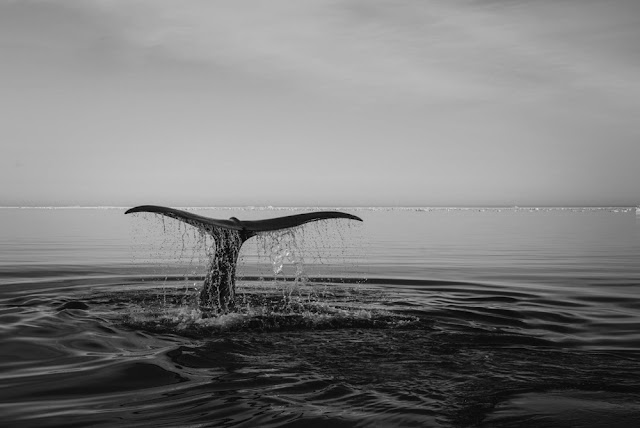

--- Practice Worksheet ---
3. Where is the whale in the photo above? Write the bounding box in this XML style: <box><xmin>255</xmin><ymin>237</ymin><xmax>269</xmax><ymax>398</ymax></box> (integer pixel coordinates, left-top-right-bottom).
<box><xmin>125</xmin><ymin>205</ymin><xmax>362</xmax><ymax>311</ymax></box>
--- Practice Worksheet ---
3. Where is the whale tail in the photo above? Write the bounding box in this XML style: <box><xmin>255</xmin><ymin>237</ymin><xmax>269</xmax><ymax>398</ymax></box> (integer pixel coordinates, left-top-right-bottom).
<box><xmin>125</xmin><ymin>205</ymin><xmax>362</xmax><ymax>241</ymax></box>
<box><xmin>125</xmin><ymin>205</ymin><xmax>362</xmax><ymax>311</ymax></box>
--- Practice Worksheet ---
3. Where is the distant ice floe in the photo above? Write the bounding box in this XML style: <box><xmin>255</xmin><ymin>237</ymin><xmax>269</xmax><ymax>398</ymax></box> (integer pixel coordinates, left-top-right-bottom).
<box><xmin>0</xmin><ymin>206</ymin><xmax>636</xmax><ymax>214</ymax></box>
<box><xmin>0</xmin><ymin>206</ymin><xmax>130</xmax><ymax>210</ymax></box>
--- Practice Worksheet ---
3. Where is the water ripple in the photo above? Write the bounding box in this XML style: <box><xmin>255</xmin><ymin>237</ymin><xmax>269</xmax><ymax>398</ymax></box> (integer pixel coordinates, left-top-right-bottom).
<box><xmin>2</xmin><ymin>277</ymin><xmax>640</xmax><ymax>427</ymax></box>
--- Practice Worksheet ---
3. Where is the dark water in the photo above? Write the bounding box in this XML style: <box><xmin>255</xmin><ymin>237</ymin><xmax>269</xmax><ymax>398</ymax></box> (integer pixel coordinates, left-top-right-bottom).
<box><xmin>1</xmin><ymin>207</ymin><xmax>639</xmax><ymax>427</ymax></box>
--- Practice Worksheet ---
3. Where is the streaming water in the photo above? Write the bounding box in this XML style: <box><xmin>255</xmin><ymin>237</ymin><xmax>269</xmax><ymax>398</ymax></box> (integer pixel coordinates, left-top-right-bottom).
<box><xmin>1</xmin><ymin>207</ymin><xmax>639</xmax><ymax>427</ymax></box>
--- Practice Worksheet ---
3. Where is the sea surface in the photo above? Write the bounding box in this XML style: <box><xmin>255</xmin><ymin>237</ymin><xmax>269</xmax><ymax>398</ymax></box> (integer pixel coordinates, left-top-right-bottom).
<box><xmin>1</xmin><ymin>207</ymin><xmax>639</xmax><ymax>427</ymax></box>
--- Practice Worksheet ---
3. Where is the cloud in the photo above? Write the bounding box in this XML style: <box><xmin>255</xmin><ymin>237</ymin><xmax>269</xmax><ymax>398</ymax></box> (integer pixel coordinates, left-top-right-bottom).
<box><xmin>75</xmin><ymin>0</ymin><xmax>514</xmax><ymax>102</ymax></box>
<box><xmin>5</xmin><ymin>0</ymin><xmax>638</xmax><ymax>106</ymax></box>
<box><xmin>2</xmin><ymin>0</ymin><xmax>639</xmax><ymax>205</ymax></box>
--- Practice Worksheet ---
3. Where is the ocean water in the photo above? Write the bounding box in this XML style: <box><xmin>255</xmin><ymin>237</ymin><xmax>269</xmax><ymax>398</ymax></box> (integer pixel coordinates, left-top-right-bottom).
<box><xmin>1</xmin><ymin>207</ymin><xmax>639</xmax><ymax>427</ymax></box>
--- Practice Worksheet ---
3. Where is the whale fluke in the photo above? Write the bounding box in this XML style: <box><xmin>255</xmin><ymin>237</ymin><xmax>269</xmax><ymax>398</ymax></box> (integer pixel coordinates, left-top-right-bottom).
<box><xmin>125</xmin><ymin>205</ymin><xmax>361</xmax><ymax>240</ymax></box>
<box><xmin>125</xmin><ymin>205</ymin><xmax>362</xmax><ymax>311</ymax></box>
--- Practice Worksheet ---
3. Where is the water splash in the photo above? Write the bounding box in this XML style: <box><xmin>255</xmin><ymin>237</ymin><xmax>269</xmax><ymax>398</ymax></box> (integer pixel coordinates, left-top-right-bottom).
<box><xmin>112</xmin><ymin>281</ymin><xmax>424</xmax><ymax>338</ymax></box>
<box><xmin>125</xmin><ymin>215</ymin><xmax>371</xmax><ymax>332</ymax></box>
<box><xmin>250</xmin><ymin>219</ymin><xmax>364</xmax><ymax>311</ymax></box>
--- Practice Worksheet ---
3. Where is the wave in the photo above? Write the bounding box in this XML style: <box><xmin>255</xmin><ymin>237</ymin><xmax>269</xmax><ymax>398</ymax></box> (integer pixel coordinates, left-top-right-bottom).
<box><xmin>3</xmin><ymin>270</ymin><xmax>640</xmax><ymax>352</ymax></box>
<box><xmin>3</xmin><ymin>272</ymin><xmax>640</xmax><ymax>427</ymax></box>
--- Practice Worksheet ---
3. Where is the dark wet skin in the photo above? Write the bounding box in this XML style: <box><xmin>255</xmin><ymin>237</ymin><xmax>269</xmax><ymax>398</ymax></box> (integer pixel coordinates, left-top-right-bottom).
<box><xmin>125</xmin><ymin>205</ymin><xmax>362</xmax><ymax>311</ymax></box>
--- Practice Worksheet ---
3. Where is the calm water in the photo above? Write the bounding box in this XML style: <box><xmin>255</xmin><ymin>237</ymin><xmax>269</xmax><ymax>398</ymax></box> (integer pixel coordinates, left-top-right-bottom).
<box><xmin>1</xmin><ymin>207</ymin><xmax>639</xmax><ymax>427</ymax></box>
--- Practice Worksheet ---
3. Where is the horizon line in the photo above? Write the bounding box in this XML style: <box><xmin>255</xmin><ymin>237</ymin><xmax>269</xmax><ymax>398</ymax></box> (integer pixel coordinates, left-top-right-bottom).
<box><xmin>0</xmin><ymin>205</ymin><xmax>637</xmax><ymax>210</ymax></box>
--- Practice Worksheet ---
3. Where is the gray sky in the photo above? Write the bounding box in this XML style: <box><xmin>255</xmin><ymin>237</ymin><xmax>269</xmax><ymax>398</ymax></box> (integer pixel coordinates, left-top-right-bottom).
<box><xmin>1</xmin><ymin>0</ymin><xmax>639</xmax><ymax>207</ymax></box>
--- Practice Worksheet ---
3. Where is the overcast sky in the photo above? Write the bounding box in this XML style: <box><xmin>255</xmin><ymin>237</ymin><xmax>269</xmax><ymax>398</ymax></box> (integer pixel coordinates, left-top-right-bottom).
<box><xmin>1</xmin><ymin>0</ymin><xmax>639</xmax><ymax>207</ymax></box>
